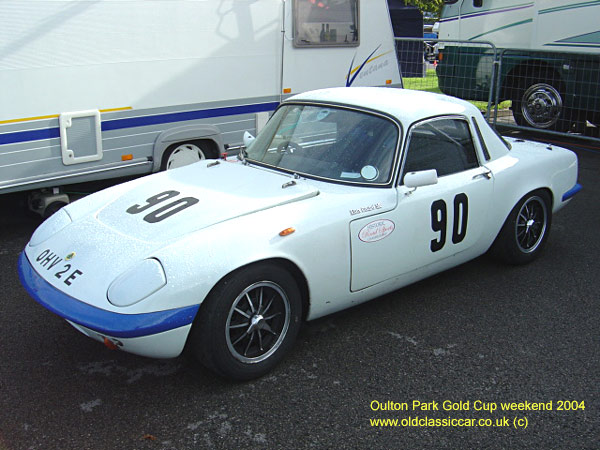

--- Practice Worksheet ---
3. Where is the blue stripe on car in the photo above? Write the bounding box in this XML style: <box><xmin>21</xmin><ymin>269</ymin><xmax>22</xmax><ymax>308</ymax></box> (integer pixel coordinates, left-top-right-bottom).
<box><xmin>17</xmin><ymin>252</ymin><xmax>199</xmax><ymax>339</ymax></box>
<box><xmin>562</xmin><ymin>183</ymin><xmax>582</xmax><ymax>201</ymax></box>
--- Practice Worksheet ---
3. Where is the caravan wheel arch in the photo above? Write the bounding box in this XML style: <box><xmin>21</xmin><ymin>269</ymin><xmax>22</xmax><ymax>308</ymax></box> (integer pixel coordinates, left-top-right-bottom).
<box><xmin>152</xmin><ymin>125</ymin><xmax>224</xmax><ymax>172</ymax></box>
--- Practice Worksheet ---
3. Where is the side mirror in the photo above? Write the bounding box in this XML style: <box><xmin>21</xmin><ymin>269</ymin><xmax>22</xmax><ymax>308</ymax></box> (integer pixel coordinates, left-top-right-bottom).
<box><xmin>404</xmin><ymin>169</ymin><xmax>438</xmax><ymax>189</ymax></box>
<box><xmin>243</xmin><ymin>131</ymin><xmax>255</xmax><ymax>148</ymax></box>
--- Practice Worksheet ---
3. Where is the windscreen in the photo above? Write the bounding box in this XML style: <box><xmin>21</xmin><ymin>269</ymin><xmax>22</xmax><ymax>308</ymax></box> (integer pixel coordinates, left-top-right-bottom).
<box><xmin>246</xmin><ymin>104</ymin><xmax>399</xmax><ymax>185</ymax></box>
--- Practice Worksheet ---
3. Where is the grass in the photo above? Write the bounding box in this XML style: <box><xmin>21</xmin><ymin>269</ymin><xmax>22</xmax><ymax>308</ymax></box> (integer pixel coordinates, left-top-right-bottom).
<box><xmin>403</xmin><ymin>69</ymin><xmax>511</xmax><ymax>113</ymax></box>
<box><xmin>403</xmin><ymin>68</ymin><xmax>442</xmax><ymax>93</ymax></box>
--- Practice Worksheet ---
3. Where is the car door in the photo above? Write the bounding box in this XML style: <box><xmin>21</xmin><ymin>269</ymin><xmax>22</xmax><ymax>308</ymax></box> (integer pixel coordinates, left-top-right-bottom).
<box><xmin>350</xmin><ymin>115</ymin><xmax>494</xmax><ymax>291</ymax></box>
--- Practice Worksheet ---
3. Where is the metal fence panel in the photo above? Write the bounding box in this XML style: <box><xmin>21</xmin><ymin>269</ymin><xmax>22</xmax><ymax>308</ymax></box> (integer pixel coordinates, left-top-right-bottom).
<box><xmin>394</xmin><ymin>38</ymin><xmax>497</xmax><ymax>119</ymax></box>
<box><xmin>394</xmin><ymin>38</ymin><xmax>600</xmax><ymax>143</ymax></box>
<box><xmin>493</xmin><ymin>48</ymin><xmax>600</xmax><ymax>141</ymax></box>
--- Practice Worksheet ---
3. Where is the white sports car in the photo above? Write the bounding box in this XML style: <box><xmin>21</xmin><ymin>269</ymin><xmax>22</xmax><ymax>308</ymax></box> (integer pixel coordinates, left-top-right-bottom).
<box><xmin>19</xmin><ymin>88</ymin><xmax>581</xmax><ymax>380</ymax></box>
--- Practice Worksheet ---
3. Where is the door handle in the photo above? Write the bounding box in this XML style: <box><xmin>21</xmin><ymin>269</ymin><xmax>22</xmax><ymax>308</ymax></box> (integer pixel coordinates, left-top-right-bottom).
<box><xmin>472</xmin><ymin>169</ymin><xmax>492</xmax><ymax>180</ymax></box>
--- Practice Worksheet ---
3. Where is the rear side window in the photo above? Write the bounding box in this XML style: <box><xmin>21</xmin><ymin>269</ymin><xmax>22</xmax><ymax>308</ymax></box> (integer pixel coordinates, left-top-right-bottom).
<box><xmin>471</xmin><ymin>116</ymin><xmax>491</xmax><ymax>161</ymax></box>
<box><xmin>293</xmin><ymin>0</ymin><xmax>359</xmax><ymax>47</ymax></box>
<box><xmin>402</xmin><ymin>117</ymin><xmax>479</xmax><ymax>180</ymax></box>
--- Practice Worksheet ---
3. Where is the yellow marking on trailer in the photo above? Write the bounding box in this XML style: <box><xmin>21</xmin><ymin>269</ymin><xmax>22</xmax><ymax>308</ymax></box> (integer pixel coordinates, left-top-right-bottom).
<box><xmin>0</xmin><ymin>114</ymin><xmax>60</xmax><ymax>125</ymax></box>
<box><xmin>0</xmin><ymin>107</ymin><xmax>133</xmax><ymax>125</ymax></box>
<box><xmin>99</xmin><ymin>107</ymin><xmax>133</xmax><ymax>114</ymax></box>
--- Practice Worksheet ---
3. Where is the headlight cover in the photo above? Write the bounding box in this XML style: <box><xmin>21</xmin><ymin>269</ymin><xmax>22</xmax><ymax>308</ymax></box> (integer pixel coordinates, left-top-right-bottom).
<box><xmin>29</xmin><ymin>208</ymin><xmax>72</xmax><ymax>247</ymax></box>
<box><xmin>108</xmin><ymin>258</ymin><xmax>167</xmax><ymax>307</ymax></box>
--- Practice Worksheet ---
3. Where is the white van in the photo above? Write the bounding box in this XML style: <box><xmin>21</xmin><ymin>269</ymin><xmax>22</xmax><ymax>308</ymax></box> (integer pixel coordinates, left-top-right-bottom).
<box><xmin>437</xmin><ymin>0</ymin><xmax>600</xmax><ymax>131</ymax></box>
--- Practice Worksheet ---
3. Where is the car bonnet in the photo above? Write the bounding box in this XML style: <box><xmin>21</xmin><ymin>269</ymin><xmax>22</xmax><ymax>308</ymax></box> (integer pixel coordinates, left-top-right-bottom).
<box><xmin>23</xmin><ymin>161</ymin><xmax>319</xmax><ymax>311</ymax></box>
<box><xmin>95</xmin><ymin>161</ymin><xmax>320</xmax><ymax>243</ymax></box>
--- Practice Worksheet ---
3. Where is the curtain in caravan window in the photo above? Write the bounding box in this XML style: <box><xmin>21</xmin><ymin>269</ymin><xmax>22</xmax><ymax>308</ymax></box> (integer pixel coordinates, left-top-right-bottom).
<box><xmin>293</xmin><ymin>0</ymin><xmax>359</xmax><ymax>47</ymax></box>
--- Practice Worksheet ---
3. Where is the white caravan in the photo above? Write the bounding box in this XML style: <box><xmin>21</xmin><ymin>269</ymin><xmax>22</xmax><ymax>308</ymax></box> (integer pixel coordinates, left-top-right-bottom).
<box><xmin>0</xmin><ymin>0</ymin><xmax>401</xmax><ymax>200</ymax></box>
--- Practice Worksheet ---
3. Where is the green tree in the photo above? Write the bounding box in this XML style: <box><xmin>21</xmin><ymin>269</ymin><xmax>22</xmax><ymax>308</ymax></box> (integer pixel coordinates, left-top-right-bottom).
<box><xmin>404</xmin><ymin>0</ymin><xmax>444</xmax><ymax>17</ymax></box>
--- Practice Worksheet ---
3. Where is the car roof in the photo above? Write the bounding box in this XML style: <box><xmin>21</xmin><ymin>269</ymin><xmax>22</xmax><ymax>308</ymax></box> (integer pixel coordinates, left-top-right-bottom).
<box><xmin>287</xmin><ymin>87</ymin><xmax>480</xmax><ymax>126</ymax></box>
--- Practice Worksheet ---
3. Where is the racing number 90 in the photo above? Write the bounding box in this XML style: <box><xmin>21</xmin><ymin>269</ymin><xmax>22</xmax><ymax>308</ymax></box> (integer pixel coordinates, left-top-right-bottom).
<box><xmin>430</xmin><ymin>193</ymin><xmax>468</xmax><ymax>252</ymax></box>
<box><xmin>127</xmin><ymin>191</ymin><xmax>199</xmax><ymax>223</ymax></box>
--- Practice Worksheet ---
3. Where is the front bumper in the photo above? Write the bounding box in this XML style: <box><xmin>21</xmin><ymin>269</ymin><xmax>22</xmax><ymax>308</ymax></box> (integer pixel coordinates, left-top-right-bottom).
<box><xmin>18</xmin><ymin>252</ymin><xmax>199</xmax><ymax>357</ymax></box>
<box><xmin>67</xmin><ymin>320</ymin><xmax>193</xmax><ymax>359</ymax></box>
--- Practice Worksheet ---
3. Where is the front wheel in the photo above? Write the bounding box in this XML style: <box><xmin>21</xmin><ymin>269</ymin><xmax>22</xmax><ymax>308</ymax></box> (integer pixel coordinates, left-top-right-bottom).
<box><xmin>188</xmin><ymin>263</ymin><xmax>302</xmax><ymax>381</ymax></box>
<box><xmin>491</xmin><ymin>191</ymin><xmax>552</xmax><ymax>265</ymax></box>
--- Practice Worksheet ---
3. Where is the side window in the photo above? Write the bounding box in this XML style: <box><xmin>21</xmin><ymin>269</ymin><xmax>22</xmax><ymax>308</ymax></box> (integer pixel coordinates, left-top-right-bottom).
<box><xmin>471</xmin><ymin>116</ymin><xmax>491</xmax><ymax>161</ymax></box>
<box><xmin>402</xmin><ymin>117</ymin><xmax>479</xmax><ymax>180</ymax></box>
<box><xmin>293</xmin><ymin>0</ymin><xmax>359</xmax><ymax>47</ymax></box>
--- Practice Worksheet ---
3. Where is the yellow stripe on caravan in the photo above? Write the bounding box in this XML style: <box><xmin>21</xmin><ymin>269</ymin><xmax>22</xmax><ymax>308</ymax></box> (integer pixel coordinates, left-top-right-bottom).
<box><xmin>0</xmin><ymin>107</ymin><xmax>133</xmax><ymax>125</ymax></box>
<box><xmin>98</xmin><ymin>107</ymin><xmax>133</xmax><ymax>114</ymax></box>
<box><xmin>0</xmin><ymin>114</ymin><xmax>60</xmax><ymax>125</ymax></box>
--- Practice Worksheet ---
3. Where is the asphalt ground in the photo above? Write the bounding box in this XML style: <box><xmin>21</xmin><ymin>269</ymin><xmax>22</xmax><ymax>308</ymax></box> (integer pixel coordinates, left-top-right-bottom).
<box><xmin>0</xmin><ymin>133</ymin><xmax>598</xmax><ymax>449</ymax></box>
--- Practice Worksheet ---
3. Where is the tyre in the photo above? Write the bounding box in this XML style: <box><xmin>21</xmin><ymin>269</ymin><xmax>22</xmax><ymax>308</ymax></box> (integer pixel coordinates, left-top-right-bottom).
<box><xmin>511</xmin><ymin>74</ymin><xmax>571</xmax><ymax>132</ymax></box>
<box><xmin>188</xmin><ymin>263</ymin><xmax>302</xmax><ymax>381</ymax></box>
<box><xmin>491</xmin><ymin>190</ymin><xmax>552</xmax><ymax>265</ymax></box>
<box><xmin>160</xmin><ymin>140</ymin><xmax>215</xmax><ymax>170</ymax></box>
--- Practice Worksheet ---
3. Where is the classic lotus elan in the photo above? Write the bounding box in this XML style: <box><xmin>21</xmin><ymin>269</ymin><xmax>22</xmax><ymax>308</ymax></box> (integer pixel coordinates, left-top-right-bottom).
<box><xmin>19</xmin><ymin>88</ymin><xmax>581</xmax><ymax>380</ymax></box>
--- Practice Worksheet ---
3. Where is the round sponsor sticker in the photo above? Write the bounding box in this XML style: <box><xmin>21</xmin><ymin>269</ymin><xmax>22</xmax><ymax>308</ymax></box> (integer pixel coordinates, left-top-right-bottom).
<box><xmin>358</xmin><ymin>219</ymin><xmax>395</xmax><ymax>243</ymax></box>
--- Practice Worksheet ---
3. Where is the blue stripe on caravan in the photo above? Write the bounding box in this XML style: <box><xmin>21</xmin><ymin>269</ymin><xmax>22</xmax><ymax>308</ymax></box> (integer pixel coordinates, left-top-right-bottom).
<box><xmin>102</xmin><ymin>102</ymin><xmax>280</xmax><ymax>131</ymax></box>
<box><xmin>0</xmin><ymin>102</ymin><xmax>280</xmax><ymax>146</ymax></box>
<box><xmin>0</xmin><ymin>127</ymin><xmax>61</xmax><ymax>146</ymax></box>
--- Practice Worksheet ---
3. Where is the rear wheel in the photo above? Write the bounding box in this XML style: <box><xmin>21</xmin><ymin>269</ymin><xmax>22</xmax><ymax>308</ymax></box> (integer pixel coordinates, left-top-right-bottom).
<box><xmin>189</xmin><ymin>263</ymin><xmax>302</xmax><ymax>381</ymax></box>
<box><xmin>491</xmin><ymin>191</ymin><xmax>552</xmax><ymax>265</ymax></box>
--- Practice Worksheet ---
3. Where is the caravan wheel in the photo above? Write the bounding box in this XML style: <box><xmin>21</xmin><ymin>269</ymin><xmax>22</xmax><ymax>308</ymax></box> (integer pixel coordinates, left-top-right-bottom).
<box><xmin>161</xmin><ymin>141</ymin><xmax>215</xmax><ymax>170</ymax></box>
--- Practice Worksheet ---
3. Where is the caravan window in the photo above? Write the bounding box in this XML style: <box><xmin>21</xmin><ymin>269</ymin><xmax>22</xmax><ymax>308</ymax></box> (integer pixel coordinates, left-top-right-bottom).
<box><xmin>293</xmin><ymin>0</ymin><xmax>359</xmax><ymax>47</ymax></box>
